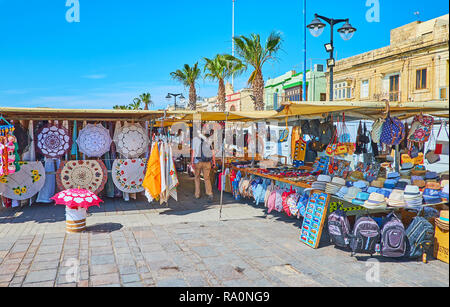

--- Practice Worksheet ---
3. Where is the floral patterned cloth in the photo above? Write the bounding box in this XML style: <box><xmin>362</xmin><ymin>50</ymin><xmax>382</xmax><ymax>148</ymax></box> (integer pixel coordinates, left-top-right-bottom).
<box><xmin>36</xmin><ymin>124</ymin><xmax>71</xmax><ymax>158</ymax></box>
<box><xmin>0</xmin><ymin>161</ymin><xmax>45</xmax><ymax>200</ymax></box>
<box><xmin>56</xmin><ymin>160</ymin><xmax>107</xmax><ymax>194</ymax></box>
<box><xmin>113</xmin><ymin>123</ymin><xmax>149</xmax><ymax>158</ymax></box>
<box><xmin>112</xmin><ymin>159</ymin><xmax>146</xmax><ymax>193</ymax></box>
<box><xmin>77</xmin><ymin>124</ymin><xmax>112</xmax><ymax>158</ymax></box>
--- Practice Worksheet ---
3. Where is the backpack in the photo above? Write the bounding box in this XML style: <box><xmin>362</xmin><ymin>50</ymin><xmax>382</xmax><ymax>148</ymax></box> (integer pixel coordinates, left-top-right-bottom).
<box><xmin>380</xmin><ymin>212</ymin><xmax>407</xmax><ymax>258</ymax></box>
<box><xmin>349</xmin><ymin>216</ymin><xmax>381</xmax><ymax>256</ymax></box>
<box><xmin>408</xmin><ymin>115</ymin><xmax>434</xmax><ymax>144</ymax></box>
<box><xmin>405</xmin><ymin>216</ymin><xmax>435</xmax><ymax>259</ymax></box>
<box><xmin>328</xmin><ymin>210</ymin><xmax>352</xmax><ymax>248</ymax></box>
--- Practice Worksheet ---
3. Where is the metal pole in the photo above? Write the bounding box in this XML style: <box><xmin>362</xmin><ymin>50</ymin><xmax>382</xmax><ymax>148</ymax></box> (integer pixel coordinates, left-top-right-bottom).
<box><xmin>232</xmin><ymin>0</ymin><xmax>235</xmax><ymax>87</ymax></box>
<box><xmin>302</xmin><ymin>0</ymin><xmax>307</xmax><ymax>101</ymax></box>
<box><xmin>329</xmin><ymin>22</ymin><xmax>334</xmax><ymax>101</ymax></box>
<box><xmin>219</xmin><ymin>113</ymin><xmax>229</xmax><ymax>220</ymax></box>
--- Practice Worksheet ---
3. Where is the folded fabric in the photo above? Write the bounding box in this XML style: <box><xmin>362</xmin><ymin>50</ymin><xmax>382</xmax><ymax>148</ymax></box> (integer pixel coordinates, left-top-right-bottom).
<box><xmin>425</xmin><ymin>172</ymin><xmax>439</xmax><ymax>181</ymax></box>
<box><xmin>384</xmin><ymin>179</ymin><xmax>397</xmax><ymax>189</ymax></box>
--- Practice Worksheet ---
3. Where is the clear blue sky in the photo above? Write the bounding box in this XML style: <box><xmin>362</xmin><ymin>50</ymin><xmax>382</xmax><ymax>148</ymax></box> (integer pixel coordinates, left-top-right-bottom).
<box><xmin>0</xmin><ymin>0</ymin><xmax>448</xmax><ymax>110</ymax></box>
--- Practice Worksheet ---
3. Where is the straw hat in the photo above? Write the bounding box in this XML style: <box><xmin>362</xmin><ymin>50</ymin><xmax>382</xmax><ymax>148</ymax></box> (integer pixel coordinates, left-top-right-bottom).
<box><xmin>363</xmin><ymin>192</ymin><xmax>388</xmax><ymax>209</ymax></box>
<box><xmin>343</xmin><ymin>187</ymin><xmax>362</xmax><ymax>202</ymax></box>
<box><xmin>435</xmin><ymin>210</ymin><xmax>449</xmax><ymax>231</ymax></box>
<box><xmin>387</xmin><ymin>189</ymin><xmax>406</xmax><ymax>207</ymax></box>
<box><xmin>441</xmin><ymin>180</ymin><xmax>449</xmax><ymax>188</ymax></box>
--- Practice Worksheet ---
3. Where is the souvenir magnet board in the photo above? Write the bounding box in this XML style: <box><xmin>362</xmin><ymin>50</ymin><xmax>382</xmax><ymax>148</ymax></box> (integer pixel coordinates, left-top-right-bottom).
<box><xmin>299</xmin><ymin>190</ymin><xmax>331</xmax><ymax>249</ymax></box>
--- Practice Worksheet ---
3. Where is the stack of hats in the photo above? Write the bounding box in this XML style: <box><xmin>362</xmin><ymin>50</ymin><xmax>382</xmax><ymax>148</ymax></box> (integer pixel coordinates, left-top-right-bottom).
<box><xmin>352</xmin><ymin>192</ymin><xmax>370</xmax><ymax>206</ymax></box>
<box><xmin>353</xmin><ymin>180</ymin><xmax>369</xmax><ymax>192</ymax></box>
<box><xmin>384</xmin><ymin>179</ymin><xmax>397</xmax><ymax>189</ymax></box>
<box><xmin>425</xmin><ymin>172</ymin><xmax>439</xmax><ymax>183</ymax></box>
<box><xmin>435</xmin><ymin>210</ymin><xmax>449</xmax><ymax>231</ymax></box>
<box><xmin>400</xmin><ymin>162</ymin><xmax>414</xmax><ymax>177</ymax></box>
<box><xmin>371</xmin><ymin>178</ymin><xmax>386</xmax><ymax>188</ymax></box>
<box><xmin>440</xmin><ymin>182</ymin><xmax>449</xmax><ymax>200</ymax></box>
<box><xmin>343</xmin><ymin>187</ymin><xmax>362</xmax><ymax>202</ymax></box>
<box><xmin>325</xmin><ymin>177</ymin><xmax>346</xmax><ymax>195</ymax></box>
<box><xmin>311</xmin><ymin>175</ymin><xmax>331</xmax><ymax>191</ymax></box>
<box><xmin>348</xmin><ymin>171</ymin><xmax>365</xmax><ymax>182</ymax></box>
<box><xmin>377</xmin><ymin>188</ymin><xmax>392</xmax><ymax>198</ymax></box>
<box><xmin>411</xmin><ymin>165</ymin><xmax>426</xmax><ymax>177</ymax></box>
<box><xmin>395</xmin><ymin>181</ymin><xmax>408</xmax><ymax>190</ymax></box>
<box><xmin>412</xmin><ymin>175</ymin><xmax>426</xmax><ymax>189</ymax></box>
<box><xmin>403</xmin><ymin>185</ymin><xmax>423</xmax><ymax>209</ymax></box>
<box><xmin>387</xmin><ymin>172</ymin><xmax>400</xmax><ymax>180</ymax></box>
<box><xmin>336</xmin><ymin>186</ymin><xmax>349</xmax><ymax>199</ymax></box>
<box><xmin>423</xmin><ymin>182</ymin><xmax>442</xmax><ymax>204</ymax></box>
<box><xmin>363</xmin><ymin>192</ymin><xmax>388</xmax><ymax>209</ymax></box>
<box><xmin>387</xmin><ymin>189</ymin><xmax>406</xmax><ymax>207</ymax></box>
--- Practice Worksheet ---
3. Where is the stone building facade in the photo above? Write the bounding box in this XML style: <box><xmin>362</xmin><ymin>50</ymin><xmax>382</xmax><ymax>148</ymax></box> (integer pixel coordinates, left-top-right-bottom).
<box><xmin>329</xmin><ymin>14</ymin><xmax>449</xmax><ymax>103</ymax></box>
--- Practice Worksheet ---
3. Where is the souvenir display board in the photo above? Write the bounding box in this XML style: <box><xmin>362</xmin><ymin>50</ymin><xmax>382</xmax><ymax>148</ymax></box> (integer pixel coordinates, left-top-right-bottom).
<box><xmin>299</xmin><ymin>190</ymin><xmax>331</xmax><ymax>249</ymax></box>
<box><xmin>56</xmin><ymin>160</ymin><xmax>108</xmax><ymax>194</ymax></box>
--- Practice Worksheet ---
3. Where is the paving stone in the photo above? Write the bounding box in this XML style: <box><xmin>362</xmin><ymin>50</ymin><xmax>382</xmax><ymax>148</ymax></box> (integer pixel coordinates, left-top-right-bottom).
<box><xmin>24</xmin><ymin>269</ymin><xmax>57</xmax><ymax>284</ymax></box>
<box><xmin>90</xmin><ymin>273</ymin><xmax>120</xmax><ymax>286</ymax></box>
<box><xmin>90</xmin><ymin>254</ymin><xmax>115</xmax><ymax>265</ymax></box>
<box><xmin>90</xmin><ymin>263</ymin><xmax>118</xmax><ymax>275</ymax></box>
<box><xmin>121</xmin><ymin>274</ymin><xmax>141</xmax><ymax>283</ymax></box>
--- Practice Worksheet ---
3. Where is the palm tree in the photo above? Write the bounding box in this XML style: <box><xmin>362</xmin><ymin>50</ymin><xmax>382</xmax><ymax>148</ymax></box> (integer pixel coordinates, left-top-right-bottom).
<box><xmin>203</xmin><ymin>54</ymin><xmax>246</xmax><ymax>111</ymax></box>
<box><xmin>170</xmin><ymin>63</ymin><xmax>201</xmax><ymax>110</ymax></box>
<box><xmin>133</xmin><ymin>93</ymin><xmax>153</xmax><ymax>110</ymax></box>
<box><xmin>113</xmin><ymin>105</ymin><xmax>131</xmax><ymax>110</ymax></box>
<box><xmin>233</xmin><ymin>32</ymin><xmax>283</xmax><ymax>111</ymax></box>
<box><xmin>129</xmin><ymin>99</ymin><xmax>143</xmax><ymax>110</ymax></box>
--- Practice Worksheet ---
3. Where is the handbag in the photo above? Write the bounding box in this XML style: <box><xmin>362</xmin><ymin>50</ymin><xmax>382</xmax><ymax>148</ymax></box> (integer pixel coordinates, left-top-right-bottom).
<box><xmin>371</xmin><ymin>118</ymin><xmax>385</xmax><ymax>144</ymax></box>
<box><xmin>435</xmin><ymin>121</ymin><xmax>449</xmax><ymax>155</ymax></box>
<box><xmin>425</xmin><ymin>128</ymin><xmax>440</xmax><ymax>164</ymax></box>
<box><xmin>319</xmin><ymin>115</ymin><xmax>336</xmax><ymax>146</ymax></box>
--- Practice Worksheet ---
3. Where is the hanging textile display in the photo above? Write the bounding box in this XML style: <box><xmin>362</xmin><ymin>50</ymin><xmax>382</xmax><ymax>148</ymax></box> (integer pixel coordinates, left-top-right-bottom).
<box><xmin>77</xmin><ymin>123</ymin><xmax>112</xmax><ymax>158</ymax></box>
<box><xmin>143</xmin><ymin>142</ymin><xmax>161</xmax><ymax>202</ymax></box>
<box><xmin>167</xmin><ymin>143</ymin><xmax>179</xmax><ymax>202</ymax></box>
<box><xmin>22</xmin><ymin>121</ymin><xmax>36</xmax><ymax>162</ymax></box>
<box><xmin>0</xmin><ymin>161</ymin><xmax>45</xmax><ymax>201</ymax></box>
<box><xmin>13</xmin><ymin>122</ymin><xmax>31</xmax><ymax>157</ymax></box>
<box><xmin>112</xmin><ymin>159</ymin><xmax>146</xmax><ymax>193</ymax></box>
<box><xmin>56</xmin><ymin>160</ymin><xmax>107</xmax><ymax>194</ymax></box>
<box><xmin>113</xmin><ymin>122</ymin><xmax>149</xmax><ymax>158</ymax></box>
<box><xmin>36</xmin><ymin>124</ymin><xmax>71</xmax><ymax>158</ymax></box>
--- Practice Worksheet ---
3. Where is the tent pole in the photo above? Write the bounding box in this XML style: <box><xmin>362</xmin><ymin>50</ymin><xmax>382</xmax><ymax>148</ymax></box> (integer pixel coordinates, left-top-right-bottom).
<box><xmin>219</xmin><ymin>113</ymin><xmax>229</xmax><ymax>220</ymax></box>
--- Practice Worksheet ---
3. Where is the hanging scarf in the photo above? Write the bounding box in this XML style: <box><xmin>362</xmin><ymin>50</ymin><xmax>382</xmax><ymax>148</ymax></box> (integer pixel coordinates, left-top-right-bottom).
<box><xmin>143</xmin><ymin>142</ymin><xmax>161</xmax><ymax>202</ymax></box>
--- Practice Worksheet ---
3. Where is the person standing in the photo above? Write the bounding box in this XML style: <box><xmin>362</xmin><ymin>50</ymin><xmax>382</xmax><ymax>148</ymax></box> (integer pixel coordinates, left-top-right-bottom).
<box><xmin>191</xmin><ymin>131</ymin><xmax>215</xmax><ymax>202</ymax></box>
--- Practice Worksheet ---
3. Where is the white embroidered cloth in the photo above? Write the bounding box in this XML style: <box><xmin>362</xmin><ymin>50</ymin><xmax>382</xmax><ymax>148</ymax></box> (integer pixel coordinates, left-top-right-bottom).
<box><xmin>0</xmin><ymin>161</ymin><xmax>46</xmax><ymax>200</ymax></box>
<box><xmin>113</xmin><ymin>123</ymin><xmax>149</xmax><ymax>158</ymax></box>
<box><xmin>36</xmin><ymin>125</ymin><xmax>71</xmax><ymax>158</ymax></box>
<box><xmin>112</xmin><ymin>159</ymin><xmax>146</xmax><ymax>193</ymax></box>
<box><xmin>77</xmin><ymin>124</ymin><xmax>112</xmax><ymax>158</ymax></box>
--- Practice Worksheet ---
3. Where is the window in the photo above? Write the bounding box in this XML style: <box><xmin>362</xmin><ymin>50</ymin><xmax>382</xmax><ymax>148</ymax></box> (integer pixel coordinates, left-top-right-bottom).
<box><xmin>416</xmin><ymin>68</ymin><xmax>427</xmax><ymax>89</ymax></box>
<box><xmin>361</xmin><ymin>80</ymin><xmax>369</xmax><ymax>98</ymax></box>
<box><xmin>389</xmin><ymin>75</ymin><xmax>400</xmax><ymax>101</ymax></box>
<box><xmin>440</xmin><ymin>87</ymin><xmax>448</xmax><ymax>100</ymax></box>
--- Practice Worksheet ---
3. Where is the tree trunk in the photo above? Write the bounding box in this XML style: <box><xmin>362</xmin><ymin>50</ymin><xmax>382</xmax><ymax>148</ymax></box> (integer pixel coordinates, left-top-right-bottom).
<box><xmin>189</xmin><ymin>83</ymin><xmax>197</xmax><ymax>110</ymax></box>
<box><xmin>252</xmin><ymin>70</ymin><xmax>265</xmax><ymax>111</ymax></box>
<box><xmin>217</xmin><ymin>78</ymin><xmax>226</xmax><ymax>112</ymax></box>
<box><xmin>144</xmin><ymin>102</ymin><xmax>149</xmax><ymax>110</ymax></box>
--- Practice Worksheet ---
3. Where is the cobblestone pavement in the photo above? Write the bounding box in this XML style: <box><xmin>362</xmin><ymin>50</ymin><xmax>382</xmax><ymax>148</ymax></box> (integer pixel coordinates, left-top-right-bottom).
<box><xmin>0</xmin><ymin>174</ymin><xmax>448</xmax><ymax>287</ymax></box>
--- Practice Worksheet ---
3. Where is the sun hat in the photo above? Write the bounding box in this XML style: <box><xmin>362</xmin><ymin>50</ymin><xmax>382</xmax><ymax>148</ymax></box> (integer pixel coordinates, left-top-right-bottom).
<box><xmin>367</xmin><ymin>187</ymin><xmax>379</xmax><ymax>194</ymax></box>
<box><xmin>435</xmin><ymin>210</ymin><xmax>449</xmax><ymax>231</ymax></box>
<box><xmin>331</xmin><ymin>177</ymin><xmax>346</xmax><ymax>186</ymax></box>
<box><xmin>413</xmin><ymin>179</ymin><xmax>426</xmax><ymax>189</ymax></box>
<box><xmin>404</xmin><ymin>185</ymin><xmax>420</xmax><ymax>197</ymax></box>
<box><xmin>441</xmin><ymin>173</ymin><xmax>449</xmax><ymax>181</ymax></box>
<box><xmin>425</xmin><ymin>172</ymin><xmax>439</xmax><ymax>181</ymax></box>
<box><xmin>387</xmin><ymin>189</ymin><xmax>406</xmax><ymax>207</ymax></box>
<box><xmin>343</xmin><ymin>187</ymin><xmax>362</xmax><ymax>202</ymax></box>
<box><xmin>336</xmin><ymin>186</ymin><xmax>349</xmax><ymax>198</ymax></box>
<box><xmin>387</xmin><ymin>172</ymin><xmax>400</xmax><ymax>179</ymax></box>
<box><xmin>422</xmin><ymin>188</ymin><xmax>442</xmax><ymax>204</ymax></box>
<box><xmin>363</xmin><ymin>192</ymin><xmax>388</xmax><ymax>209</ymax></box>
<box><xmin>353</xmin><ymin>180</ymin><xmax>369</xmax><ymax>190</ymax></box>
<box><xmin>384</xmin><ymin>179</ymin><xmax>397</xmax><ymax>189</ymax></box>
<box><xmin>317</xmin><ymin>174</ymin><xmax>332</xmax><ymax>183</ymax></box>
<box><xmin>425</xmin><ymin>182</ymin><xmax>441</xmax><ymax>190</ymax></box>
<box><xmin>352</xmin><ymin>192</ymin><xmax>370</xmax><ymax>206</ymax></box>
<box><xmin>395</xmin><ymin>181</ymin><xmax>408</xmax><ymax>190</ymax></box>
<box><xmin>371</xmin><ymin>179</ymin><xmax>384</xmax><ymax>188</ymax></box>
<box><xmin>440</xmin><ymin>184</ymin><xmax>449</xmax><ymax>199</ymax></box>
<box><xmin>348</xmin><ymin>171</ymin><xmax>364</xmax><ymax>181</ymax></box>
<box><xmin>440</xmin><ymin>180</ymin><xmax>449</xmax><ymax>188</ymax></box>
<box><xmin>411</xmin><ymin>165</ymin><xmax>426</xmax><ymax>176</ymax></box>
<box><xmin>401</xmin><ymin>162</ymin><xmax>414</xmax><ymax>170</ymax></box>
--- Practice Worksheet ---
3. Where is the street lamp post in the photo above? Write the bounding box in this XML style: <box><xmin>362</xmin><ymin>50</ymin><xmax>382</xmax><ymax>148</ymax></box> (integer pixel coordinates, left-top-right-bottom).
<box><xmin>307</xmin><ymin>14</ymin><xmax>356</xmax><ymax>101</ymax></box>
<box><xmin>166</xmin><ymin>93</ymin><xmax>185</xmax><ymax>110</ymax></box>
